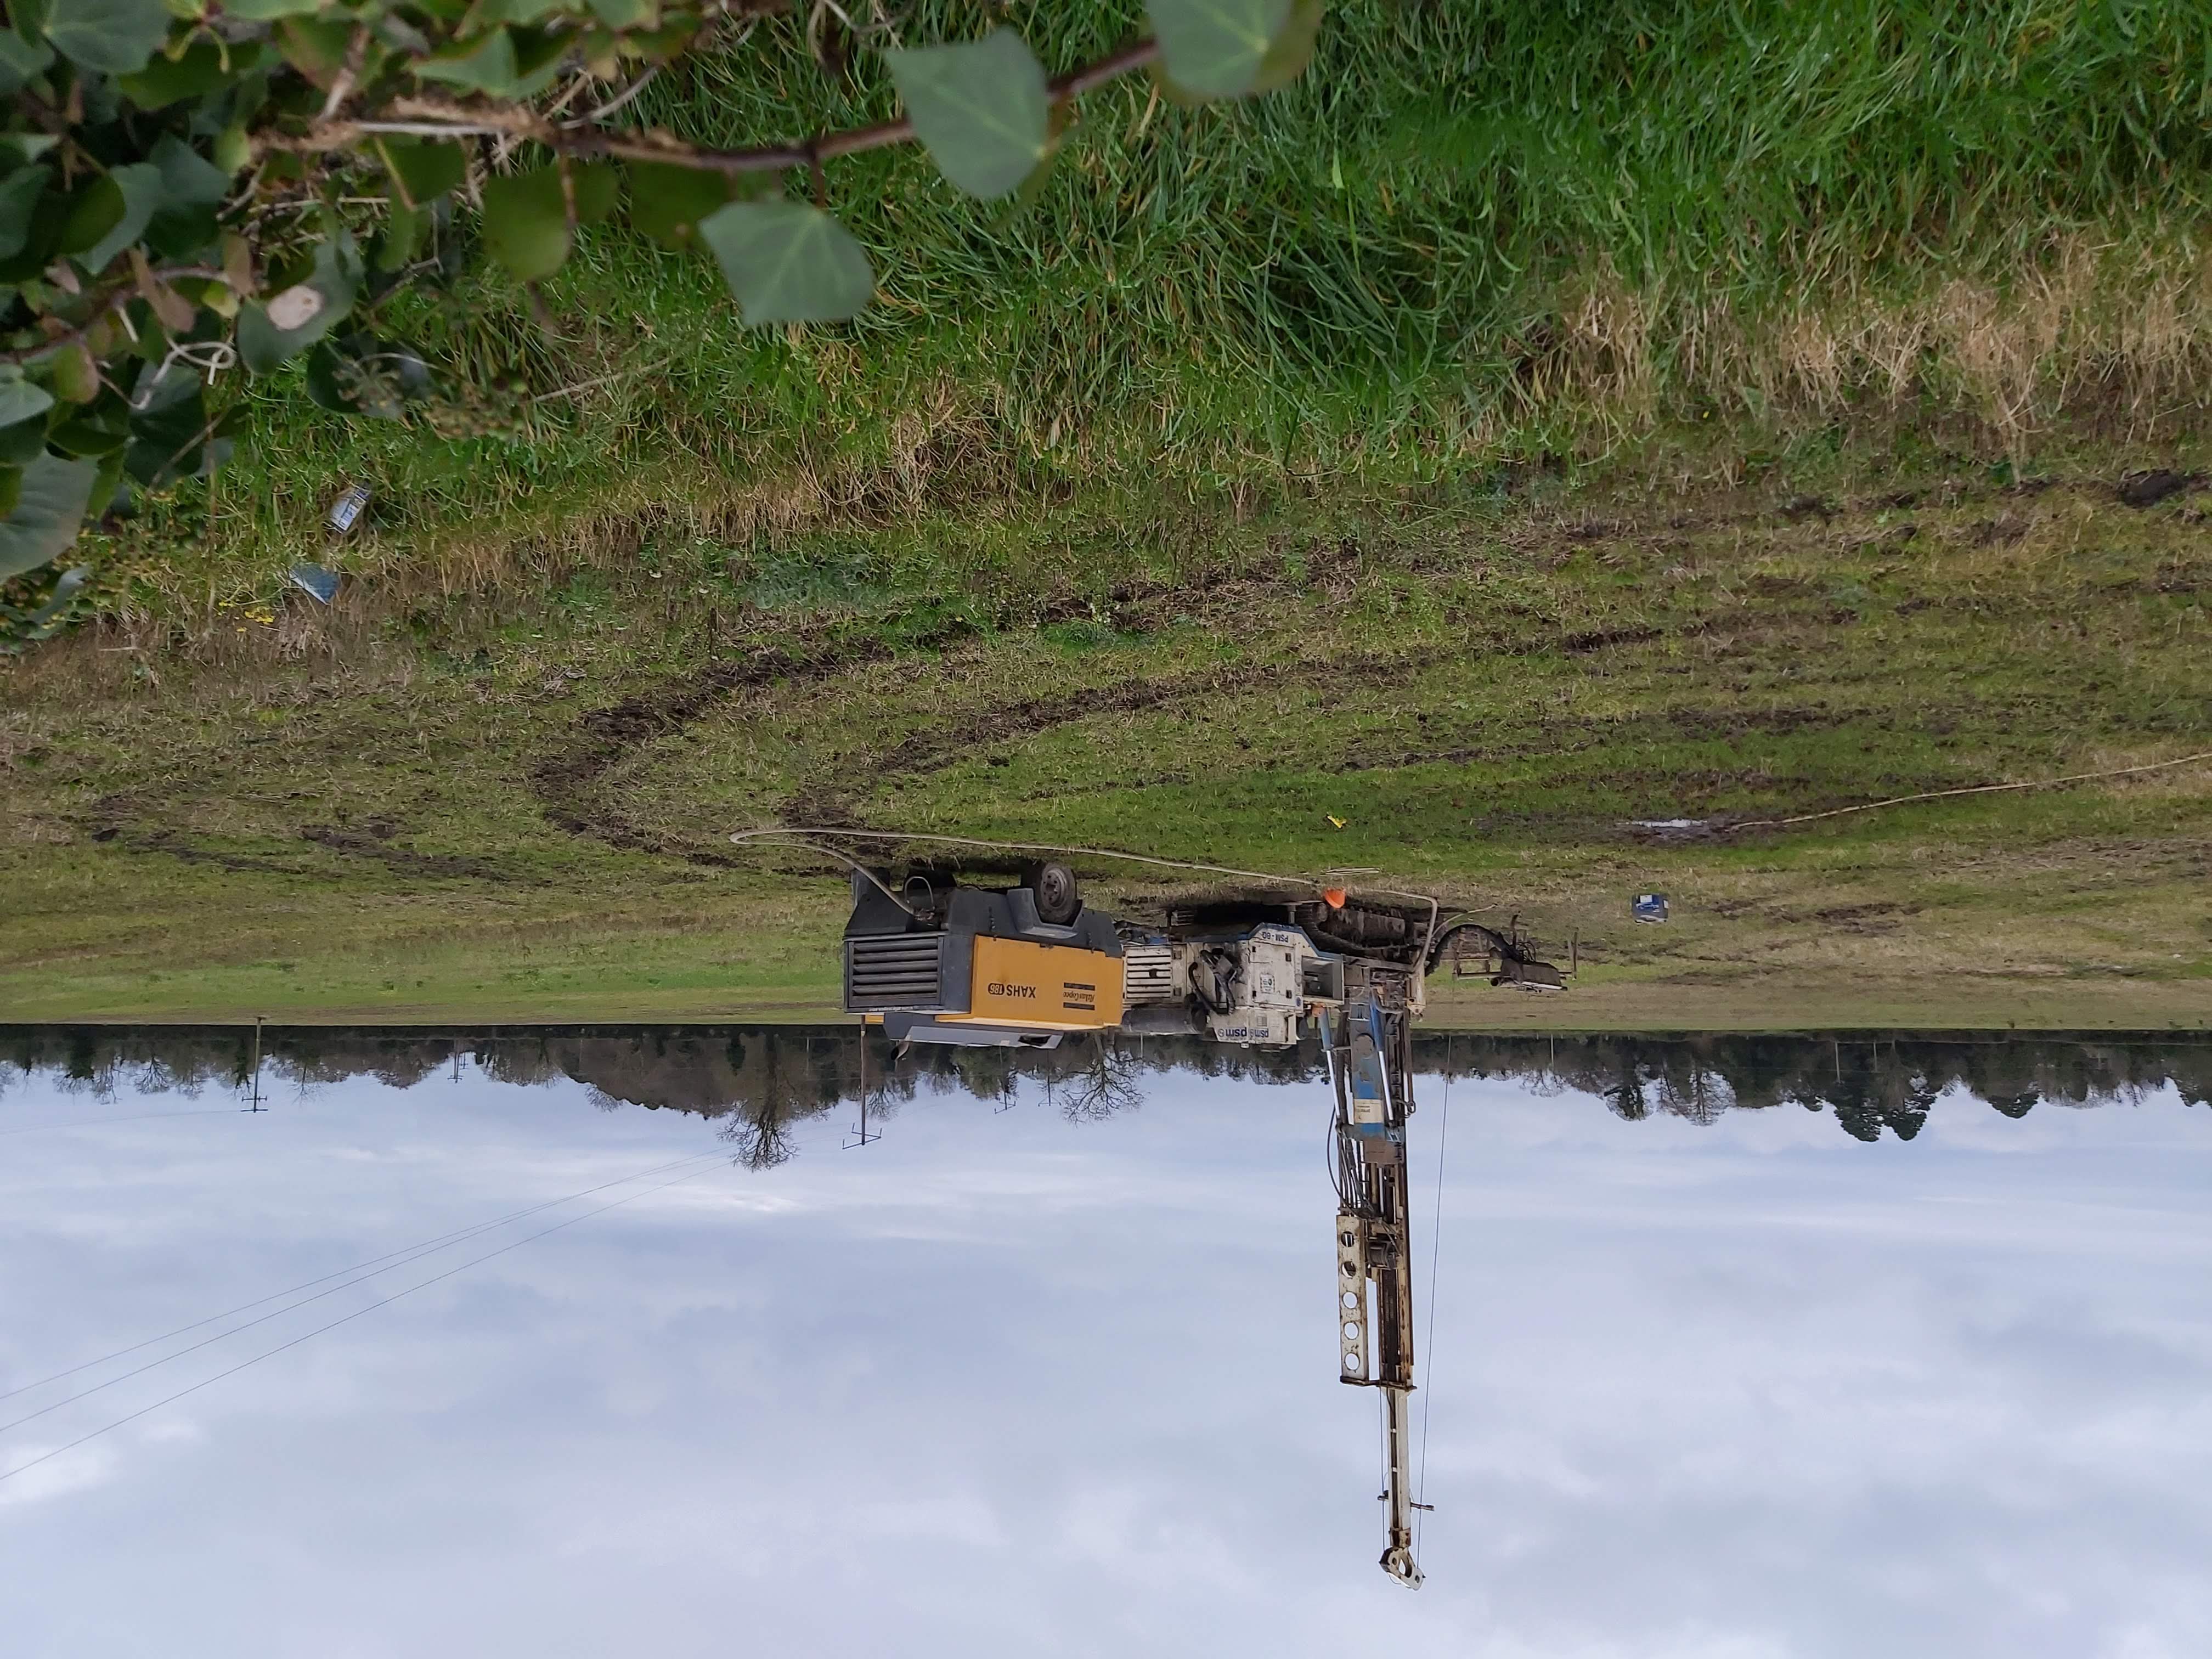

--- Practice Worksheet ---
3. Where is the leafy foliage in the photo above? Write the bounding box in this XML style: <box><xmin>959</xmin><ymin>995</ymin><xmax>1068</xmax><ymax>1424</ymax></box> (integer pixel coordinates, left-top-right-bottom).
<box><xmin>0</xmin><ymin>0</ymin><xmax>1321</xmax><ymax>585</ymax></box>
<box><xmin>1145</xmin><ymin>0</ymin><xmax>1291</xmax><ymax>98</ymax></box>
<box><xmin>0</xmin><ymin>452</ymin><xmax>94</xmax><ymax>578</ymax></box>
<box><xmin>887</xmin><ymin>29</ymin><xmax>1052</xmax><ymax>200</ymax></box>
<box><xmin>698</xmin><ymin>199</ymin><xmax>873</xmax><ymax>325</ymax></box>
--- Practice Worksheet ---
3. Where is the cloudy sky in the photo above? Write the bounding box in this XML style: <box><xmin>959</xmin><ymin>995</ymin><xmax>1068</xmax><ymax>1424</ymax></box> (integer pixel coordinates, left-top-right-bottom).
<box><xmin>1</xmin><ymin>1048</ymin><xmax>2206</xmax><ymax>1658</ymax></box>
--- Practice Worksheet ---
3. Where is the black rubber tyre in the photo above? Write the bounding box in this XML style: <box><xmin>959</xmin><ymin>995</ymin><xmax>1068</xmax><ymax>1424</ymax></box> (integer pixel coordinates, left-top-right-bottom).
<box><xmin>1030</xmin><ymin>861</ymin><xmax>1081</xmax><ymax>925</ymax></box>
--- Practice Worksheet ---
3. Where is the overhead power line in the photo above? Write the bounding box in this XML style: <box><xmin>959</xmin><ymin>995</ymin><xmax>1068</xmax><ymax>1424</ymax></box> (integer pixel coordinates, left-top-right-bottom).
<box><xmin>0</xmin><ymin>1163</ymin><xmax>727</xmax><ymax>1491</ymax></box>
<box><xmin>0</xmin><ymin>1150</ymin><xmax>723</xmax><ymax>1410</ymax></box>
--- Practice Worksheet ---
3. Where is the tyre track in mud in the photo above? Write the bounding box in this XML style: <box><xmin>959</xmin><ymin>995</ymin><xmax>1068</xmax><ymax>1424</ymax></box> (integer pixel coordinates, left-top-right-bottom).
<box><xmin>47</xmin><ymin>471</ymin><xmax>2191</xmax><ymax>882</ymax></box>
<box><xmin>529</xmin><ymin>619</ymin><xmax>1699</xmax><ymax>866</ymax></box>
<box><xmin>76</xmin><ymin>797</ymin><xmax>543</xmax><ymax>884</ymax></box>
<box><xmin>523</xmin><ymin>589</ymin><xmax>1169</xmax><ymax>859</ymax></box>
<box><xmin>526</xmin><ymin>638</ymin><xmax>893</xmax><ymax>865</ymax></box>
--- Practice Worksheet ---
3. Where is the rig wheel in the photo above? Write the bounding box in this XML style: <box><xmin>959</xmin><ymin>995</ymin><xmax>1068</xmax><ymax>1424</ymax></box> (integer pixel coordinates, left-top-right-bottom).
<box><xmin>1028</xmin><ymin>861</ymin><xmax>1081</xmax><ymax>925</ymax></box>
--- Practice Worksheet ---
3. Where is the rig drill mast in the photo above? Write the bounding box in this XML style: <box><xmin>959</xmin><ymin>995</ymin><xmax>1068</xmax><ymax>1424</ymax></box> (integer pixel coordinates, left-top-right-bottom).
<box><xmin>1328</xmin><ymin>989</ymin><xmax>1425</xmax><ymax>1588</ymax></box>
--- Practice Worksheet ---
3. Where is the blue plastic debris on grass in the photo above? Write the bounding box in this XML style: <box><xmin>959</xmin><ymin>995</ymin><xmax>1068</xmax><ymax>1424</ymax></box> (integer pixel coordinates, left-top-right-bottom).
<box><xmin>1633</xmin><ymin>893</ymin><xmax>1670</xmax><ymax>923</ymax></box>
<box><xmin>289</xmin><ymin>564</ymin><xmax>340</xmax><ymax>605</ymax></box>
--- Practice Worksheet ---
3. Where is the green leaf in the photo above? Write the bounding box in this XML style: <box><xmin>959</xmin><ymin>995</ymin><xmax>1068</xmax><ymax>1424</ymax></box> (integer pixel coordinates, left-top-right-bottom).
<box><xmin>0</xmin><ymin>412</ymin><xmax>48</xmax><ymax>466</ymax></box>
<box><xmin>145</xmin><ymin>207</ymin><xmax>221</xmax><ymax>263</ymax></box>
<box><xmin>413</xmin><ymin>25</ymin><xmax>563</xmax><ymax>98</ymax></box>
<box><xmin>1249</xmin><ymin>0</ymin><xmax>1322</xmax><ymax>94</ymax></box>
<box><xmin>144</xmin><ymin>133</ymin><xmax>229</xmax><ymax>258</ymax></box>
<box><xmin>413</xmin><ymin>29</ymin><xmax>515</xmax><ymax>93</ymax></box>
<box><xmin>585</xmin><ymin>0</ymin><xmax>654</xmax><ymax>26</ymax></box>
<box><xmin>374</xmin><ymin>137</ymin><xmax>467</xmax><ymax>210</ymax></box>
<box><xmin>0</xmin><ymin>452</ymin><xmax>97</xmax><ymax>581</ymax></box>
<box><xmin>887</xmin><ymin>28</ymin><xmax>1053</xmax><ymax>201</ymax></box>
<box><xmin>237</xmin><ymin>233</ymin><xmax>360</xmax><ymax>373</ymax></box>
<box><xmin>91</xmin><ymin>439</ymin><xmax>132</xmax><ymax>512</ymax></box>
<box><xmin>1002</xmin><ymin>143</ymin><xmax>1062</xmax><ymax>223</ymax></box>
<box><xmin>57</xmin><ymin>177</ymin><xmax>126</xmax><ymax>259</ymax></box>
<box><xmin>571</xmin><ymin>162</ymin><xmax>619</xmax><ymax>225</ymax></box>
<box><xmin>0</xmin><ymin>165</ymin><xmax>49</xmax><ymax>263</ymax></box>
<box><xmin>219</xmin><ymin>0</ymin><xmax>331</xmax><ymax>17</ymax></box>
<box><xmin>275</xmin><ymin>14</ymin><xmax>353</xmax><ymax>84</ymax></box>
<box><xmin>375</xmin><ymin>197</ymin><xmax>425</xmax><ymax>270</ymax></box>
<box><xmin>43</xmin><ymin>0</ymin><xmax>172</xmax><ymax>76</ymax></box>
<box><xmin>118</xmin><ymin>40</ymin><xmax>259</xmax><ymax>108</ymax></box>
<box><xmin>1142</xmin><ymin>58</ymin><xmax>1210</xmax><ymax>109</ymax></box>
<box><xmin>76</xmin><ymin>162</ymin><xmax>166</xmax><ymax>275</ymax></box>
<box><xmin>123</xmin><ymin>368</ymin><xmax>206</xmax><ymax>485</ymax></box>
<box><xmin>697</xmin><ymin>199</ymin><xmax>873</xmax><ymax>325</ymax></box>
<box><xmin>620</xmin><ymin>16</ymin><xmax>697</xmax><ymax>63</ymax></box>
<box><xmin>0</xmin><ymin>371</ymin><xmax>52</xmax><ymax>429</ymax></box>
<box><xmin>0</xmin><ymin>29</ymin><xmax>55</xmax><ymax>94</ymax></box>
<box><xmin>0</xmin><ymin>212</ymin><xmax>63</xmax><ymax>284</ymax></box>
<box><xmin>370</xmin><ymin>11</ymin><xmax>431</xmax><ymax>54</ymax></box>
<box><xmin>150</xmin><ymin>134</ymin><xmax>230</xmax><ymax>210</ymax></box>
<box><xmin>50</xmin><ymin>416</ymin><xmax>130</xmax><ymax>459</ymax></box>
<box><xmin>49</xmin><ymin>342</ymin><xmax>98</xmax><ymax>405</ymax></box>
<box><xmin>624</xmin><ymin>161</ymin><xmax>737</xmax><ymax>250</ymax></box>
<box><xmin>471</xmin><ymin>0</ymin><xmax>570</xmax><ymax>24</ymax></box>
<box><xmin>0</xmin><ymin>135</ymin><xmax>61</xmax><ymax>170</ymax></box>
<box><xmin>213</xmin><ymin>126</ymin><xmax>251</xmax><ymax>174</ymax></box>
<box><xmin>302</xmin><ymin>335</ymin><xmax>427</xmax><ymax>421</ymax></box>
<box><xmin>1145</xmin><ymin>0</ymin><xmax>1291</xmax><ymax>99</ymax></box>
<box><xmin>480</xmin><ymin>165</ymin><xmax>570</xmax><ymax>280</ymax></box>
<box><xmin>505</xmin><ymin>25</ymin><xmax>568</xmax><ymax>92</ymax></box>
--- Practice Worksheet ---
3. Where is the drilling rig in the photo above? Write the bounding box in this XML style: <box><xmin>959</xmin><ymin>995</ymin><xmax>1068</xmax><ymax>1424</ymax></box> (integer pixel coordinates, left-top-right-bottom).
<box><xmin>837</xmin><ymin>858</ymin><xmax>1561</xmax><ymax>1586</ymax></box>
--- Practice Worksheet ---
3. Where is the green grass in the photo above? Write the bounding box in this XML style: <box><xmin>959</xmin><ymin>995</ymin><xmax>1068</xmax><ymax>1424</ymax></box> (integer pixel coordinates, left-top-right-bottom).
<box><xmin>6</xmin><ymin>461</ymin><xmax>2209</xmax><ymax>1025</ymax></box>
<box><xmin>53</xmin><ymin>0</ymin><xmax>2212</xmax><ymax>619</ymax></box>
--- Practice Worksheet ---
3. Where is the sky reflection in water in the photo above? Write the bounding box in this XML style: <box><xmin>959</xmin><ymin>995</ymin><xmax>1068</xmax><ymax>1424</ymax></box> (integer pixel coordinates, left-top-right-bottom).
<box><xmin>1</xmin><ymin>1041</ymin><xmax>2207</xmax><ymax>1658</ymax></box>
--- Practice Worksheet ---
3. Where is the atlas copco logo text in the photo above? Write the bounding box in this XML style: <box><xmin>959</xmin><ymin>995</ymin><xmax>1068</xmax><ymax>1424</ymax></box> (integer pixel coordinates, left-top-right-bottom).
<box><xmin>986</xmin><ymin>982</ymin><xmax>1039</xmax><ymax>999</ymax></box>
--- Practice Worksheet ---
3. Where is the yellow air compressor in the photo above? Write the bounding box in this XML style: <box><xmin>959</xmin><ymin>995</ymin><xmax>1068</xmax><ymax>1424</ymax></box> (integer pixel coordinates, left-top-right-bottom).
<box><xmin>841</xmin><ymin>862</ymin><xmax>1122</xmax><ymax>1048</ymax></box>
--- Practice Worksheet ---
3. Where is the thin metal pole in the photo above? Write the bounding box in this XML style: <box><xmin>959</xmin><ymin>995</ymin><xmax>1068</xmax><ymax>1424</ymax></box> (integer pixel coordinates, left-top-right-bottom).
<box><xmin>244</xmin><ymin>1018</ymin><xmax>266</xmax><ymax>1112</ymax></box>
<box><xmin>845</xmin><ymin>1020</ymin><xmax>879</xmax><ymax>1148</ymax></box>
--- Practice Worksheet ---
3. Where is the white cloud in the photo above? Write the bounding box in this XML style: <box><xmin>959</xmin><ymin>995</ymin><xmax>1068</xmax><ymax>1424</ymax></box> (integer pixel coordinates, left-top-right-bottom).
<box><xmin>0</xmin><ymin>1441</ymin><xmax>119</xmax><ymax>1510</ymax></box>
<box><xmin>0</xmin><ymin>1060</ymin><xmax>2204</xmax><ymax>1658</ymax></box>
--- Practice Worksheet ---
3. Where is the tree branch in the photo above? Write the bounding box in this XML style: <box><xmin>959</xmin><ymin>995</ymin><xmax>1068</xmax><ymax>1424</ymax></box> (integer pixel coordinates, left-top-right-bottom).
<box><xmin>1053</xmin><ymin>37</ymin><xmax>1163</xmax><ymax>101</ymax></box>
<box><xmin>273</xmin><ymin>35</ymin><xmax>1164</xmax><ymax>179</ymax></box>
<box><xmin>1</xmin><ymin>267</ymin><xmax>228</xmax><ymax>367</ymax></box>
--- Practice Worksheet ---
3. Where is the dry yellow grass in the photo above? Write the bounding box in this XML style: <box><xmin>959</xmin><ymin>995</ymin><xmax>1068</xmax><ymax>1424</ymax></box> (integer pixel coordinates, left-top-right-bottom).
<box><xmin>1545</xmin><ymin>229</ymin><xmax>2212</xmax><ymax>454</ymax></box>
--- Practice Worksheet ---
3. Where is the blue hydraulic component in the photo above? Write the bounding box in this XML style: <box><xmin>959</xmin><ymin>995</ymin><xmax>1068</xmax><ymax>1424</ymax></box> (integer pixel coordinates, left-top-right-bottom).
<box><xmin>1345</xmin><ymin>997</ymin><xmax>1400</xmax><ymax>1141</ymax></box>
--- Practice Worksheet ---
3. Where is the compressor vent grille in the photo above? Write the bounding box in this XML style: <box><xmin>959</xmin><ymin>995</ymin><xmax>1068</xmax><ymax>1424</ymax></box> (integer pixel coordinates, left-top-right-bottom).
<box><xmin>1122</xmin><ymin>944</ymin><xmax>1177</xmax><ymax>1005</ymax></box>
<box><xmin>846</xmin><ymin>933</ymin><xmax>947</xmax><ymax>1011</ymax></box>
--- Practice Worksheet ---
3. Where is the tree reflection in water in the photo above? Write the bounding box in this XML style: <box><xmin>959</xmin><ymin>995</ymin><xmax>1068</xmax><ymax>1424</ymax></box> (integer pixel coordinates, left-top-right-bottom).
<box><xmin>2</xmin><ymin>1026</ymin><xmax>2203</xmax><ymax>1156</ymax></box>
